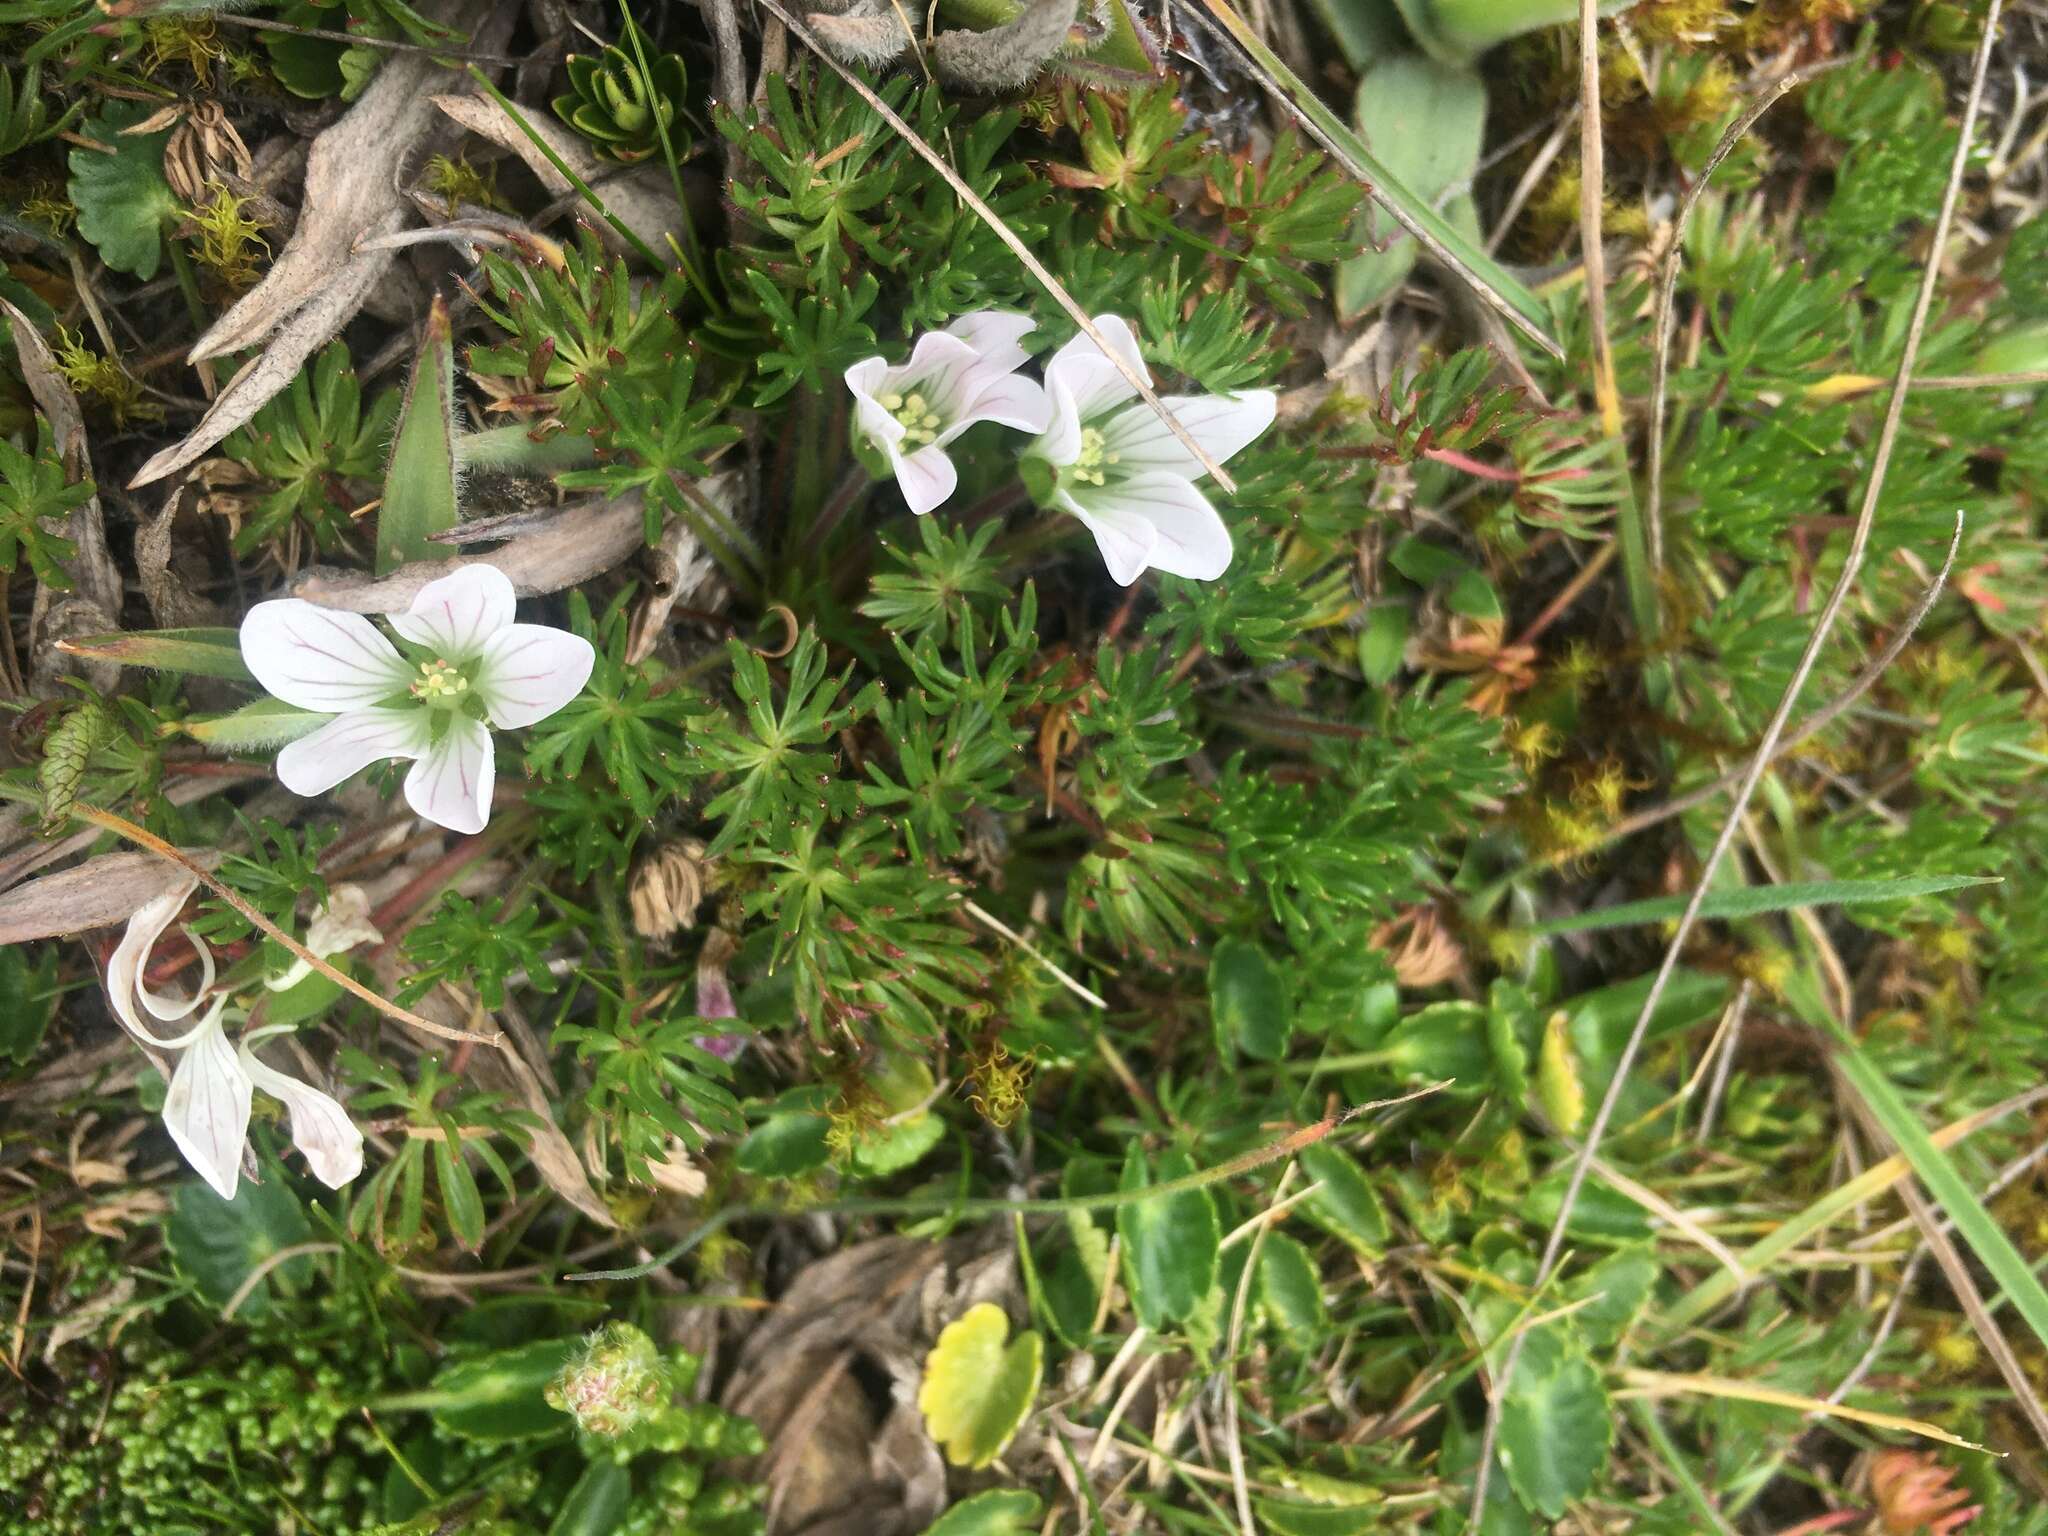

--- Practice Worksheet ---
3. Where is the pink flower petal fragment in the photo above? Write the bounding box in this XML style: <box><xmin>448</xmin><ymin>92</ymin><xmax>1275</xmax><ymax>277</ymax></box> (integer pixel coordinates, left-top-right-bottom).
<box><xmin>240</xmin><ymin>600</ymin><xmax>412</xmax><ymax>712</ymax></box>
<box><xmin>403</xmin><ymin>715</ymin><xmax>495</xmax><ymax>834</ymax></box>
<box><xmin>474</xmin><ymin>623</ymin><xmax>597</xmax><ymax>729</ymax></box>
<box><xmin>390</xmin><ymin>563</ymin><xmax>517</xmax><ymax>662</ymax></box>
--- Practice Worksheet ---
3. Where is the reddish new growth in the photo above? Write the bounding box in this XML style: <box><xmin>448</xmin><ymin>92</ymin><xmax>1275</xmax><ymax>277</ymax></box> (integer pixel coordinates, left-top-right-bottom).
<box><xmin>1871</xmin><ymin>1450</ymin><xmax>1979</xmax><ymax>1536</ymax></box>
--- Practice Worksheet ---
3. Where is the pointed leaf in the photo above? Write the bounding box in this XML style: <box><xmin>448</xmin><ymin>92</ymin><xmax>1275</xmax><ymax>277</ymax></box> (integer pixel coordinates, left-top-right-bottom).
<box><xmin>378</xmin><ymin>294</ymin><xmax>460</xmax><ymax>572</ymax></box>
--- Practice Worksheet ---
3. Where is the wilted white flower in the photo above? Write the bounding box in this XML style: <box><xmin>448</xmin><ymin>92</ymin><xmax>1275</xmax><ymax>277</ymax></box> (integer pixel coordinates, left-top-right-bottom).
<box><xmin>845</xmin><ymin>311</ymin><xmax>1052</xmax><ymax>515</ymax></box>
<box><xmin>108</xmin><ymin>879</ymin><xmax>363</xmax><ymax>1200</ymax></box>
<box><xmin>264</xmin><ymin>883</ymin><xmax>382</xmax><ymax>993</ymax></box>
<box><xmin>1022</xmin><ymin>314</ymin><xmax>1275</xmax><ymax>585</ymax></box>
<box><xmin>240</xmin><ymin>563</ymin><xmax>595</xmax><ymax>835</ymax></box>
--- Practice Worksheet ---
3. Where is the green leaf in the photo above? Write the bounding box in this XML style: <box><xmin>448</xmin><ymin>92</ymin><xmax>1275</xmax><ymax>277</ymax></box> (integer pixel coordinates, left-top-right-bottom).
<box><xmin>382</xmin><ymin>1338</ymin><xmax>581</xmax><ymax>1442</ymax></box>
<box><xmin>181</xmin><ymin>697</ymin><xmax>330</xmax><ymax>751</ymax></box>
<box><xmin>1295</xmin><ymin>0</ymin><xmax>1406</xmax><ymax>70</ymax></box>
<box><xmin>1521</xmin><ymin>875</ymin><xmax>1996</xmax><ymax>935</ymax></box>
<box><xmin>1255</xmin><ymin>1502</ymin><xmax>1385</xmax><ymax>1536</ymax></box>
<box><xmin>164</xmin><ymin>1176</ymin><xmax>316</xmax><ymax>1320</ymax></box>
<box><xmin>1117</xmin><ymin>1147</ymin><xmax>1221</xmax><ymax>1329</ymax></box>
<box><xmin>1258</xmin><ymin>1231</ymin><xmax>1328</xmax><ymax>1342</ymax></box>
<box><xmin>57</xmin><ymin>626</ymin><xmax>253</xmax><ymax>680</ymax></box>
<box><xmin>378</xmin><ymin>295</ymin><xmax>459</xmax><ymax>572</ymax></box>
<box><xmin>917</xmin><ymin>1303</ymin><xmax>1043</xmax><ymax>1469</ymax></box>
<box><xmin>1338</xmin><ymin>54</ymin><xmax>1488</xmax><ymax>318</ymax></box>
<box><xmin>1038</xmin><ymin>1212</ymin><xmax>1111</xmax><ymax>1348</ymax></box>
<box><xmin>548</xmin><ymin>1459</ymin><xmax>632</xmax><ymax>1536</ymax></box>
<box><xmin>1296</xmin><ymin>1142</ymin><xmax>1391</xmax><ymax>1254</ymax></box>
<box><xmin>1210</xmin><ymin>936</ymin><xmax>1293</xmax><ymax>1060</ymax></box>
<box><xmin>852</xmin><ymin>1107</ymin><xmax>947</xmax><ymax>1175</ymax></box>
<box><xmin>0</xmin><ymin>943</ymin><xmax>59</xmax><ymax>1063</ymax></box>
<box><xmin>1359</xmin><ymin>603</ymin><xmax>1408</xmax><ymax>687</ymax></box>
<box><xmin>918</xmin><ymin>1489</ymin><xmax>1044</xmax><ymax>1536</ymax></box>
<box><xmin>1565</xmin><ymin>1248</ymin><xmax>1658</xmax><ymax>1352</ymax></box>
<box><xmin>68</xmin><ymin>102</ymin><xmax>180</xmax><ymax>279</ymax></box>
<box><xmin>1497</xmin><ymin>1326</ymin><xmax>1611</xmax><ymax>1519</ymax></box>
<box><xmin>435</xmin><ymin>1130</ymin><xmax>486</xmax><ymax>1251</ymax></box>
<box><xmin>734</xmin><ymin>1111</ymin><xmax>832</xmax><ymax>1177</ymax></box>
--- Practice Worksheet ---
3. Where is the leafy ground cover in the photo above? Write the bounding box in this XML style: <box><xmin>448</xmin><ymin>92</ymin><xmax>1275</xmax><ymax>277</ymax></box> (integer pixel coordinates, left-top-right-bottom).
<box><xmin>3</xmin><ymin>0</ymin><xmax>2048</xmax><ymax>1532</ymax></box>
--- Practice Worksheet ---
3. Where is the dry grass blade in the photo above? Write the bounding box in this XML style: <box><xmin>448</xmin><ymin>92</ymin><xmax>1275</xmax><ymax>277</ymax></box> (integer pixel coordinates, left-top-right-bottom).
<box><xmin>1468</xmin><ymin>9</ymin><xmax>2005</xmax><ymax>1522</ymax></box>
<box><xmin>73</xmin><ymin>803</ymin><xmax>502</xmax><ymax>1048</ymax></box>
<box><xmin>1617</xmin><ymin>1369</ymin><xmax>1990</xmax><ymax>1453</ymax></box>
<box><xmin>747</xmin><ymin>0</ymin><xmax>1238</xmax><ymax>496</ymax></box>
<box><xmin>1578</xmin><ymin>0</ymin><xmax>1619</xmax><ymax>438</ymax></box>
<box><xmin>1643</xmin><ymin>58</ymin><xmax>1848</xmax><ymax>572</ymax></box>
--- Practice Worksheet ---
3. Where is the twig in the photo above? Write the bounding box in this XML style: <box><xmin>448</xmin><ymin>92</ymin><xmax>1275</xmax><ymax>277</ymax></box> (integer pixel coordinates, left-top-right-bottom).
<box><xmin>1579</xmin><ymin>0</ymin><xmax>1621</xmax><ymax>440</ymax></box>
<box><xmin>1644</xmin><ymin>60</ymin><xmax>1847</xmax><ymax>573</ymax></box>
<box><xmin>1222</xmin><ymin>1163</ymin><xmax>1298</xmax><ymax>1536</ymax></box>
<box><xmin>752</xmin><ymin>0</ymin><xmax>1239</xmax><ymax>495</ymax></box>
<box><xmin>72</xmin><ymin>803</ymin><xmax>502</xmax><ymax>1048</ymax></box>
<box><xmin>222</xmin><ymin>1242</ymin><xmax>343</xmax><ymax>1320</ymax></box>
<box><xmin>964</xmin><ymin>898</ymin><xmax>1109</xmax><ymax>1009</ymax></box>
<box><xmin>1468</xmin><ymin>12</ymin><xmax>2003</xmax><ymax>1522</ymax></box>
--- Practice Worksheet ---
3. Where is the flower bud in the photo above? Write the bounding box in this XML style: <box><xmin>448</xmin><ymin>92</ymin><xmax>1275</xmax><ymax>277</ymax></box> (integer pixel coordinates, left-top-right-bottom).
<box><xmin>544</xmin><ymin>1323</ymin><xmax>668</xmax><ymax>1438</ymax></box>
<box><xmin>630</xmin><ymin>838</ymin><xmax>711</xmax><ymax>941</ymax></box>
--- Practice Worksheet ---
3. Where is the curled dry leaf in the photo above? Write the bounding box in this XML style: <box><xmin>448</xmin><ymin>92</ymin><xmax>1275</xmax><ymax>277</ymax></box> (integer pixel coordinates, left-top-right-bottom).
<box><xmin>136</xmin><ymin>490</ymin><xmax>227</xmax><ymax>628</ymax></box>
<box><xmin>625</xmin><ymin>472</ymin><xmax>727</xmax><ymax>664</ymax></box>
<box><xmin>3</xmin><ymin>297</ymin><xmax>124</xmax><ymax>690</ymax></box>
<box><xmin>127</xmin><ymin>0</ymin><xmax>510</xmax><ymax>491</ymax></box>
<box><xmin>429</xmin><ymin>92</ymin><xmax>695</xmax><ymax>256</ymax></box>
<box><xmin>0</xmin><ymin>849</ymin><xmax>219</xmax><ymax>945</ymax></box>
<box><xmin>285</xmin><ymin>491</ymin><xmax>645</xmax><ymax>611</ymax></box>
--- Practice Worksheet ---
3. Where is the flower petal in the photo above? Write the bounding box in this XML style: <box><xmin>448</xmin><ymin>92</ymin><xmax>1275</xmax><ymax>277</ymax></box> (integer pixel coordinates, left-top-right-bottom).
<box><xmin>106</xmin><ymin>879</ymin><xmax>203</xmax><ymax>1049</ymax></box>
<box><xmin>275</xmin><ymin>706</ymin><xmax>432</xmax><ymax>798</ymax></box>
<box><xmin>942</xmin><ymin>310</ymin><xmax>1035</xmax><ymax>373</ymax></box>
<box><xmin>139</xmin><ymin>924</ymin><xmax>214</xmax><ymax>1025</ymax></box>
<box><xmin>1060</xmin><ymin>489</ymin><xmax>1158</xmax><ymax>587</ymax></box>
<box><xmin>1043</xmin><ymin>314</ymin><xmax>1147</xmax><ymax>430</ymax></box>
<box><xmin>240</xmin><ymin>600</ymin><xmax>412</xmax><ymax>712</ymax></box>
<box><xmin>843</xmin><ymin>354</ymin><xmax>891</xmax><ymax>402</ymax></box>
<box><xmin>946</xmin><ymin>370</ymin><xmax>1051</xmax><ymax>441</ymax></box>
<box><xmin>1079</xmin><ymin>472</ymin><xmax>1234</xmax><ymax>582</ymax></box>
<box><xmin>895</xmin><ymin>445</ymin><xmax>959</xmax><ymax>517</ymax></box>
<box><xmin>389</xmin><ymin>563</ymin><xmax>516</xmax><ymax>662</ymax></box>
<box><xmin>898</xmin><ymin>331</ymin><xmax>988</xmax><ymax>419</ymax></box>
<box><xmin>241</xmin><ymin>1045</ymin><xmax>365</xmax><ymax>1189</ymax></box>
<box><xmin>162</xmin><ymin>1001</ymin><xmax>253</xmax><ymax>1202</ymax></box>
<box><xmin>403</xmin><ymin>716</ymin><xmax>495</xmax><ymax>834</ymax></box>
<box><xmin>473</xmin><ymin>623</ymin><xmax>597</xmax><ymax>729</ymax></box>
<box><xmin>1098</xmin><ymin>390</ymin><xmax>1277</xmax><ymax>482</ymax></box>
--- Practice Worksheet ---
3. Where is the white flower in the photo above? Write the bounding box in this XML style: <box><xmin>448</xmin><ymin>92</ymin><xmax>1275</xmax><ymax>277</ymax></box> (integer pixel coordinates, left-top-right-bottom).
<box><xmin>107</xmin><ymin>879</ymin><xmax>364</xmax><ymax>1200</ymax></box>
<box><xmin>1022</xmin><ymin>314</ymin><xmax>1276</xmax><ymax>586</ymax></box>
<box><xmin>239</xmin><ymin>563</ymin><xmax>596</xmax><ymax>835</ymax></box>
<box><xmin>845</xmin><ymin>311</ymin><xmax>1052</xmax><ymax>515</ymax></box>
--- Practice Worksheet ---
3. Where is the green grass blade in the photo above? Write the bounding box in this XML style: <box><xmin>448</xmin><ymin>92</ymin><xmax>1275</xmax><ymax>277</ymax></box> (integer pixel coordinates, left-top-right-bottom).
<box><xmin>1522</xmin><ymin>875</ymin><xmax>1995</xmax><ymax>935</ymax></box>
<box><xmin>1832</xmin><ymin>1037</ymin><xmax>2048</xmax><ymax>1358</ymax></box>
<box><xmin>1189</xmin><ymin>0</ymin><xmax>1561</xmax><ymax>357</ymax></box>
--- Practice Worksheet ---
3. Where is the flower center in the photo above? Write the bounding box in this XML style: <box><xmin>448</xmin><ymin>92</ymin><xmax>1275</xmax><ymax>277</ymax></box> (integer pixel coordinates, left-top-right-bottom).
<box><xmin>409</xmin><ymin>657</ymin><xmax>471</xmax><ymax>706</ymax></box>
<box><xmin>878</xmin><ymin>389</ymin><xmax>945</xmax><ymax>447</ymax></box>
<box><xmin>1069</xmin><ymin>426</ymin><xmax>1120</xmax><ymax>488</ymax></box>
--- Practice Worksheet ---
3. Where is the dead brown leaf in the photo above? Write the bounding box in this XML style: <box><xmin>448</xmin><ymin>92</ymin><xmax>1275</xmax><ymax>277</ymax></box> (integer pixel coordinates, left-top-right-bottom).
<box><xmin>0</xmin><ymin>849</ymin><xmax>219</xmax><ymax>944</ymax></box>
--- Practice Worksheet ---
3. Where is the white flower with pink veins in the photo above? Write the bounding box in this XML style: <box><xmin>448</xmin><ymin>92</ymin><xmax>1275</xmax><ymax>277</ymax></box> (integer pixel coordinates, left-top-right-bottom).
<box><xmin>240</xmin><ymin>564</ymin><xmax>595</xmax><ymax>834</ymax></box>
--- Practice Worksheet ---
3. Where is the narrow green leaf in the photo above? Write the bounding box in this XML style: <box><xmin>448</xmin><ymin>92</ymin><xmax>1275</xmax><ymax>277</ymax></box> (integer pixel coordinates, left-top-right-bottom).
<box><xmin>1523</xmin><ymin>875</ymin><xmax>1996</xmax><ymax>935</ymax></box>
<box><xmin>379</xmin><ymin>1338</ymin><xmax>581</xmax><ymax>1442</ymax></box>
<box><xmin>436</xmin><ymin>1126</ymin><xmax>486</xmax><ymax>1251</ymax></box>
<box><xmin>1191</xmin><ymin>0</ymin><xmax>1559</xmax><ymax>354</ymax></box>
<box><xmin>180</xmin><ymin>697</ymin><xmax>329</xmax><ymax>751</ymax></box>
<box><xmin>1834</xmin><ymin>1036</ymin><xmax>2048</xmax><ymax>1367</ymax></box>
<box><xmin>547</xmin><ymin>1460</ymin><xmax>632</xmax><ymax>1536</ymax></box>
<box><xmin>58</xmin><ymin>626</ymin><xmax>253</xmax><ymax>680</ymax></box>
<box><xmin>1296</xmin><ymin>1142</ymin><xmax>1391</xmax><ymax>1254</ymax></box>
<box><xmin>378</xmin><ymin>293</ymin><xmax>459</xmax><ymax>572</ymax></box>
<box><xmin>1258</xmin><ymin>1231</ymin><xmax>1328</xmax><ymax>1341</ymax></box>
